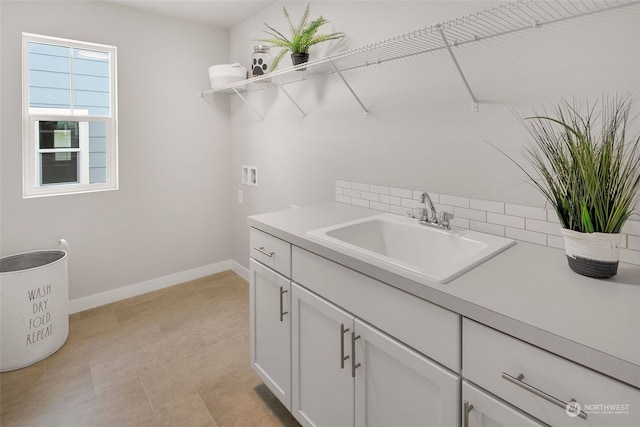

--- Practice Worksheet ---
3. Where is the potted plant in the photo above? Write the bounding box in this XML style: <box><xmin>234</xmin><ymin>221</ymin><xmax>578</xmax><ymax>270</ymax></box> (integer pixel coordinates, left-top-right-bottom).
<box><xmin>258</xmin><ymin>3</ymin><xmax>344</xmax><ymax>71</ymax></box>
<box><xmin>508</xmin><ymin>96</ymin><xmax>640</xmax><ymax>278</ymax></box>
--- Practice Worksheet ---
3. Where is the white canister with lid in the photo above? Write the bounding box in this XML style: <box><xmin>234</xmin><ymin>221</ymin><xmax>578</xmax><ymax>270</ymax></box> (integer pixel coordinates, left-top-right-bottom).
<box><xmin>208</xmin><ymin>63</ymin><xmax>247</xmax><ymax>89</ymax></box>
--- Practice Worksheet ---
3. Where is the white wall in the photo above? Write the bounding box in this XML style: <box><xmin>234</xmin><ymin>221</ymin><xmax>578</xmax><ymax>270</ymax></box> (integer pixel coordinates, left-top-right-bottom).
<box><xmin>1</xmin><ymin>1</ymin><xmax>232</xmax><ymax>300</ymax></box>
<box><xmin>229</xmin><ymin>1</ymin><xmax>640</xmax><ymax>268</ymax></box>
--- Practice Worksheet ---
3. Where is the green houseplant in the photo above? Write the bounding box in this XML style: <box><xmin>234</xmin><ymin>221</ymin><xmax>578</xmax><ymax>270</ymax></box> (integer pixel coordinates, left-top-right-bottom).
<box><xmin>509</xmin><ymin>95</ymin><xmax>640</xmax><ymax>278</ymax></box>
<box><xmin>258</xmin><ymin>3</ymin><xmax>344</xmax><ymax>71</ymax></box>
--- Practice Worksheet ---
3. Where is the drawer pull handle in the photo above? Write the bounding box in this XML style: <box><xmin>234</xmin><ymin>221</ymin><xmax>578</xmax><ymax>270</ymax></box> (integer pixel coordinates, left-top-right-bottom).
<box><xmin>254</xmin><ymin>246</ymin><xmax>274</xmax><ymax>257</ymax></box>
<box><xmin>340</xmin><ymin>323</ymin><xmax>350</xmax><ymax>369</ymax></box>
<box><xmin>351</xmin><ymin>332</ymin><xmax>361</xmax><ymax>378</ymax></box>
<box><xmin>502</xmin><ymin>372</ymin><xmax>587</xmax><ymax>420</ymax></box>
<box><xmin>279</xmin><ymin>287</ymin><xmax>288</xmax><ymax>322</ymax></box>
<box><xmin>463</xmin><ymin>400</ymin><xmax>474</xmax><ymax>427</ymax></box>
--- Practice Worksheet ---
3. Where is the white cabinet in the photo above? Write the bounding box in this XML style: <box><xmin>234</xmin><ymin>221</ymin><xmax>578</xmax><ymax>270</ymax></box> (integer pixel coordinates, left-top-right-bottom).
<box><xmin>291</xmin><ymin>283</ymin><xmax>459</xmax><ymax>427</ymax></box>
<box><xmin>250</xmin><ymin>228</ymin><xmax>291</xmax><ymax>277</ymax></box>
<box><xmin>463</xmin><ymin>318</ymin><xmax>640</xmax><ymax>427</ymax></box>
<box><xmin>249</xmin><ymin>259</ymin><xmax>291</xmax><ymax>410</ymax></box>
<box><xmin>291</xmin><ymin>283</ymin><xmax>354</xmax><ymax>427</ymax></box>
<box><xmin>354</xmin><ymin>318</ymin><xmax>459</xmax><ymax>427</ymax></box>
<box><xmin>292</xmin><ymin>246</ymin><xmax>460</xmax><ymax>371</ymax></box>
<box><xmin>462</xmin><ymin>381</ymin><xmax>546</xmax><ymax>427</ymax></box>
<box><xmin>249</xmin><ymin>217</ymin><xmax>640</xmax><ymax>427</ymax></box>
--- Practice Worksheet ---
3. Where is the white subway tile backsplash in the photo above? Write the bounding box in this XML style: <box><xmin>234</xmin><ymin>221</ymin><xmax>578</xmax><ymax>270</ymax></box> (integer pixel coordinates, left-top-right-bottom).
<box><xmin>352</xmin><ymin>198</ymin><xmax>370</xmax><ymax>208</ymax></box>
<box><xmin>370</xmin><ymin>201</ymin><xmax>390</xmax><ymax>212</ymax></box>
<box><xmin>506</xmin><ymin>227</ymin><xmax>547</xmax><ymax>245</ymax></box>
<box><xmin>401</xmin><ymin>198</ymin><xmax>420</xmax><ymax>209</ymax></box>
<box><xmin>487</xmin><ymin>212</ymin><xmax>525</xmax><ymax>229</ymax></box>
<box><xmin>526</xmin><ymin>219</ymin><xmax>562</xmax><ymax>236</ymax></box>
<box><xmin>352</xmin><ymin>182</ymin><xmax>370</xmax><ymax>192</ymax></box>
<box><xmin>454</xmin><ymin>207</ymin><xmax>487</xmax><ymax>222</ymax></box>
<box><xmin>505</xmin><ymin>203</ymin><xmax>547</xmax><ymax>220</ymax></box>
<box><xmin>390</xmin><ymin>187</ymin><xmax>413</xmax><ymax>199</ymax></box>
<box><xmin>334</xmin><ymin>180</ymin><xmax>640</xmax><ymax>266</ymax></box>
<box><xmin>547</xmin><ymin>209</ymin><xmax>560</xmax><ymax>223</ymax></box>
<box><xmin>470</xmin><ymin>198</ymin><xmax>504</xmax><ymax>214</ymax></box>
<box><xmin>439</xmin><ymin>194</ymin><xmax>469</xmax><ymax>208</ymax></box>
<box><xmin>370</xmin><ymin>184</ymin><xmax>390</xmax><ymax>195</ymax></box>
<box><xmin>343</xmin><ymin>189</ymin><xmax>361</xmax><ymax>198</ymax></box>
<box><xmin>547</xmin><ymin>235</ymin><xmax>566</xmax><ymax>250</ymax></box>
<box><xmin>336</xmin><ymin>195</ymin><xmax>351</xmax><ymax>204</ymax></box>
<box><xmin>622</xmin><ymin>220</ymin><xmax>640</xmax><ymax>236</ymax></box>
<box><xmin>621</xmin><ymin>248</ymin><xmax>640</xmax><ymax>266</ymax></box>
<box><xmin>470</xmin><ymin>220</ymin><xmax>505</xmax><ymax>237</ymax></box>
<box><xmin>450</xmin><ymin>217</ymin><xmax>470</xmax><ymax>229</ymax></box>
<box><xmin>380</xmin><ymin>195</ymin><xmax>401</xmax><ymax>205</ymax></box>
<box><xmin>361</xmin><ymin>192</ymin><xmax>379</xmax><ymax>202</ymax></box>
<box><xmin>390</xmin><ymin>205</ymin><xmax>410</xmax><ymax>216</ymax></box>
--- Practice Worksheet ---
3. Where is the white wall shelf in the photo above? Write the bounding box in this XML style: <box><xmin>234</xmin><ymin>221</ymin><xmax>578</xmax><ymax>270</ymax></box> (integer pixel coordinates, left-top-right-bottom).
<box><xmin>200</xmin><ymin>0</ymin><xmax>639</xmax><ymax>118</ymax></box>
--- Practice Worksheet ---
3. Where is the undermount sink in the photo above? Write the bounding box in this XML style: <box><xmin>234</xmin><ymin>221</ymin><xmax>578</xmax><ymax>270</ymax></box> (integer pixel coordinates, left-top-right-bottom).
<box><xmin>307</xmin><ymin>213</ymin><xmax>516</xmax><ymax>284</ymax></box>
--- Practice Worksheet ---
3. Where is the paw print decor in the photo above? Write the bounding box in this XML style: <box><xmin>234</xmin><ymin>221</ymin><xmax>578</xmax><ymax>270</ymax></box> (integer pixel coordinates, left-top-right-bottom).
<box><xmin>251</xmin><ymin>45</ymin><xmax>271</xmax><ymax>78</ymax></box>
<box><xmin>252</xmin><ymin>57</ymin><xmax>268</xmax><ymax>77</ymax></box>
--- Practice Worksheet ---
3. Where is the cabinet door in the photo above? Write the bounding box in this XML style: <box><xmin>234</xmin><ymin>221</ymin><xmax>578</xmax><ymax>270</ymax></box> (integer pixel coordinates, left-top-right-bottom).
<box><xmin>292</xmin><ymin>283</ymin><xmax>355</xmax><ymax>427</ymax></box>
<box><xmin>463</xmin><ymin>382</ymin><xmax>546</xmax><ymax>427</ymax></box>
<box><xmin>250</xmin><ymin>259</ymin><xmax>291</xmax><ymax>410</ymax></box>
<box><xmin>354</xmin><ymin>319</ymin><xmax>459</xmax><ymax>427</ymax></box>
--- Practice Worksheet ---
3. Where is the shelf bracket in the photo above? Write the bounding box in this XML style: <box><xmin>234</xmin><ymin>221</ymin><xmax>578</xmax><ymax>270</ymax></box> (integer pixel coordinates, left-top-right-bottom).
<box><xmin>330</xmin><ymin>60</ymin><xmax>369</xmax><ymax>117</ymax></box>
<box><xmin>438</xmin><ymin>27</ymin><xmax>478</xmax><ymax>112</ymax></box>
<box><xmin>232</xmin><ymin>87</ymin><xmax>264</xmax><ymax>120</ymax></box>
<box><xmin>277</xmin><ymin>84</ymin><xmax>307</xmax><ymax>118</ymax></box>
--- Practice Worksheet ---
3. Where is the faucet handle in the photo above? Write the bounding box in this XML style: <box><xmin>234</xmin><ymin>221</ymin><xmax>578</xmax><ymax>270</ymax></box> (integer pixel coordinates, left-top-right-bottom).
<box><xmin>440</xmin><ymin>211</ymin><xmax>454</xmax><ymax>227</ymax></box>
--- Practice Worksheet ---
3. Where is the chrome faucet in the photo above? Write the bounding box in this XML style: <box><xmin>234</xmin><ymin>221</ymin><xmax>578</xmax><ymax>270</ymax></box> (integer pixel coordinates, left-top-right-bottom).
<box><xmin>418</xmin><ymin>192</ymin><xmax>454</xmax><ymax>230</ymax></box>
<box><xmin>419</xmin><ymin>192</ymin><xmax>437</xmax><ymax>223</ymax></box>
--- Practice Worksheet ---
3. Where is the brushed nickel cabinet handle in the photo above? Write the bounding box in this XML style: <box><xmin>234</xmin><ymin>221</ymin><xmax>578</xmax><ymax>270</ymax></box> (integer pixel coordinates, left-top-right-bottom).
<box><xmin>502</xmin><ymin>372</ymin><xmax>587</xmax><ymax>420</ymax></box>
<box><xmin>351</xmin><ymin>332</ymin><xmax>361</xmax><ymax>378</ymax></box>
<box><xmin>340</xmin><ymin>323</ymin><xmax>350</xmax><ymax>369</ymax></box>
<box><xmin>463</xmin><ymin>400</ymin><xmax>474</xmax><ymax>427</ymax></box>
<box><xmin>279</xmin><ymin>287</ymin><xmax>288</xmax><ymax>322</ymax></box>
<box><xmin>254</xmin><ymin>246</ymin><xmax>274</xmax><ymax>257</ymax></box>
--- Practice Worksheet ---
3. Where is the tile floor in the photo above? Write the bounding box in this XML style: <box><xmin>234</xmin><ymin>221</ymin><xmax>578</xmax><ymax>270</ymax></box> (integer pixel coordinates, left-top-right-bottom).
<box><xmin>0</xmin><ymin>271</ymin><xmax>301</xmax><ymax>427</ymax></box>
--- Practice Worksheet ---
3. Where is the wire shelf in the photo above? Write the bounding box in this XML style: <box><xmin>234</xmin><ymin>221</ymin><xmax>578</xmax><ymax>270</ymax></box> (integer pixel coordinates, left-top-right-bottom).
<box><xmin>200</xmin><ymin>0</ymin><xmax>639</xmax><ymax>116</ymax></box>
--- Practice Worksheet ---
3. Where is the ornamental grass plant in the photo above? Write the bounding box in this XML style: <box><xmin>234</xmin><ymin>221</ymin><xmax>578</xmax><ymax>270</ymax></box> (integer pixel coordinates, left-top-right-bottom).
<box><xmin>512</xmin><ymin>95</ymin><xmax>640</xmax><ymax>234</ymax></box>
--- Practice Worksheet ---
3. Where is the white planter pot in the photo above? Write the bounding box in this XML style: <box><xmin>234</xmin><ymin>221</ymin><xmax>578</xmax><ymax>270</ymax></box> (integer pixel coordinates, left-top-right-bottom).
<box><xmin>560</xmin><ymin>229</ymin><xmax>621</xmax><ymax>279</ymax></box>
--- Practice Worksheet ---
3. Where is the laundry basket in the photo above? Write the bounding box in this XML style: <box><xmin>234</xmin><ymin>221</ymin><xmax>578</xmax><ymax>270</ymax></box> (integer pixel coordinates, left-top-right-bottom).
<box><xmin>0</xmin><ymin>248</ymin><xmax>69</xmax><ymax>371</ymax></box>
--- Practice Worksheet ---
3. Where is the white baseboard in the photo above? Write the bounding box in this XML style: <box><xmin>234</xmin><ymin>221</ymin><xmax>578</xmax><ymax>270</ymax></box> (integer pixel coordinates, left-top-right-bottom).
<box><xmin>69</xmin><ymin>260</ymin><xmax>232</xmax><ymax>314</ymax></box>
<box><xmin>231</xmin><ymin>259</ymin><xmax>249</xmax><ymax>282</ymax></box>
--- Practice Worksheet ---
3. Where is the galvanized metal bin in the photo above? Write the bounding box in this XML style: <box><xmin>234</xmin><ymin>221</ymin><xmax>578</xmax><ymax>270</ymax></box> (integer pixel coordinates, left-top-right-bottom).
<box><xmin>0</xmin><ymin>249</ymin><xmax>69</xmax><ymax>371</ymax></box>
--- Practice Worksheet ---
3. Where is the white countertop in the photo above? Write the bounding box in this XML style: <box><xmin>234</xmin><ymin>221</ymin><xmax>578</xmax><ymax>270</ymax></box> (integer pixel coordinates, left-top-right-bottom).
<box><xmin>248</xmin><ymin>202</ymin><xmax>640</xmax><ymax>389</ymax></box>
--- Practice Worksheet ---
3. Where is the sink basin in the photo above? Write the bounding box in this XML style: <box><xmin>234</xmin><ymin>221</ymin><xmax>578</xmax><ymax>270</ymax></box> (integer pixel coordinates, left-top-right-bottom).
<box><xmin>307</xmin><ymin>213</ymin><xmax>515</xmax><ymax>284</ymax></box>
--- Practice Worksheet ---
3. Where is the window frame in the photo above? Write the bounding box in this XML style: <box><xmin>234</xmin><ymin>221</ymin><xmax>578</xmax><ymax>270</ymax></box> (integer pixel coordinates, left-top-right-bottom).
<box><xmin>22</xmin><ymin>33</ymin><xmax>118</xmax><ymax>198</ymax></box>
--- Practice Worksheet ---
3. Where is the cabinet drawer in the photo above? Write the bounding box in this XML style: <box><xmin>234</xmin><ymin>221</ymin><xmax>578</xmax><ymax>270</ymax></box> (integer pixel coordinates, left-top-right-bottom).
<box><xmin>250</xmin><ymin>228</ymin><xmax>291</xmax><ymax>278</ymax></box>
<box><xmin>462</xmin><ymin>381</ymin><xmax>545</xmax><ymax>427</ymax></box>
<box><xmin>463</xmin><ymin>318</ymin><xmax>640</xmax><ymax>427</ymax></box>
<box><xmin>292</xmin><ymin>246</ymin><xmax>460</xmax><ymax>372</ymax></box>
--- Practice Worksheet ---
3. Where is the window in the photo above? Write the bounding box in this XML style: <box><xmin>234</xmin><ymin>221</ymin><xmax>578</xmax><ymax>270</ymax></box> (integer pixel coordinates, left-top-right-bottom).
<box><xmin>22</xmin><ymin>33</ymin><xmax>117</xmax><ymax>197</ymax></box>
